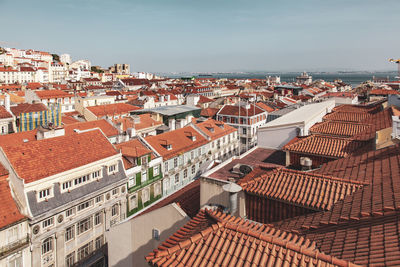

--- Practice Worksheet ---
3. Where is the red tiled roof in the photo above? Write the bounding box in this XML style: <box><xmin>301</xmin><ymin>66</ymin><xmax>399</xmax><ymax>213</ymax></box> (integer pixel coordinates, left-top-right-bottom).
<box><xmin>0</xmin><ymin>106</ymin><xmax>13</xmax><ymax>119</ymax></box>
<box><xmin>370</xmin><ymin>89</ymin><xmax>400</xmax><ymax>95</ymax></box>
<box><xmin>61</xmin><ymin>115</ymin><xmax>80</xmax><ymax>125</ymax></box>
<box><xmin>115</xmin><ymin>139</ymin><xmax>152</xmax><ymax>159</ymax></box>
<box><xmin>1</xmin><ymin>130</ymin><xmax>118</xmax><ymax>183</ymax></box>
<box><xmin>218</xmin><ymin>104</ymin><xmax>266</xmax><ymax>117</ymax></box>
<box><xmin>239</xmin><ymin>168</ymin><xmax>366</xmax><ymax>211</ymax></box>
<box><xmin>0</xmin><ymin>169</ymin><xmax>25</xmax><ymax>229</ymax></box>
<box><xmin>310</xmin><ymin>121</ymin><xmax>374</xmax><ymax>140</ymax></box>
<box><xmin>10</xmin><ymin>103</ymin><xmax>47</xmax><ymax>116</ymax></box>
<box><xmin>145</xmin><ymin>126</ymin><xmax>208</xmax><ymax>160</ymax></box>
<box><xmin>87</xmin><ymin>103</ymin><xmax>141</xmax><ymax>117</ymax></box>
<box><xmin>200</xmin><ymin>108</ymin><xmax>219</xmax><ymax>118</ymax></box>
<box><xmin>146</xmin><ymin>209</ymin><xmax>353</xmax><ymax>267</ymax></box>
<box><xmin>195</xmin><ymin>119</ymin><xmax>236</xmax><ymax>141</ymax></box>
<box><xmin>35</xmin><ymin>90</ymin><xmax>73</xmax><ymax>99</ymax></box>
<box><xmin>256</xmin><ymin>102</ymin><xmax>275</xmax><ymax>112</ymax></box>
<box><xmin>323</xmin><ymin>112</ymin><xmax>372</xmax><ymax>123</ymax></box>
<box><xmin>283</xmin><ymin>135</ymin><xmax>368</xmax><ymax>158</ymax></box>
<box><xmin>197</xmin><ymin>95</ymin><xmax>213</xmax><ymax>104</ymax></box>
<box><xmin>113</xmin><ymin>113</ymin><xmax>162</xmax><ymax>132</ymax></box>
<box><xmin>64</xmin><ymin>119</ymin><xmax>119</xmax><ymax>137</ymax></box>
<box><xmin>140</xmin><ymin>179</ymin><xmax>200</xmax><ymax>218</ymax></box>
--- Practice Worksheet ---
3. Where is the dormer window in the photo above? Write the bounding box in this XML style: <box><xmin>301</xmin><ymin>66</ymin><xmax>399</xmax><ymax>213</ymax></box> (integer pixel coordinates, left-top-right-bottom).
<box><xmin>38</xmin><ymin>188</ymin><xmax>52</xmax><ymax>201</ymax></box>
<box><xmin>166</xmin><ymin>144</ymin><xmax>172</xmax><ymax>150</ymax></box>
<box><xmin>185</xmin><ymin>131</ymin><xmax>196</xmax><ymax>141</ymax></box>
<box><xmin>161</xmin><ymin>140</ymin><xmax>172</xmax><ymax>150</ymax></box>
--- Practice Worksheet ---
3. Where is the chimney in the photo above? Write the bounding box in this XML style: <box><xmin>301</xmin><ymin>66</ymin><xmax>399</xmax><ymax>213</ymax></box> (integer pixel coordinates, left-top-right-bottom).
<box><xmin>222</xmin><ymin>182</ymin><xmax>242</xmax><ymax>215</ymax></box>
<box><xmin>4</xmin><ymin>94</ymin><xmax>10</xmax><ymax>112</ymax></box>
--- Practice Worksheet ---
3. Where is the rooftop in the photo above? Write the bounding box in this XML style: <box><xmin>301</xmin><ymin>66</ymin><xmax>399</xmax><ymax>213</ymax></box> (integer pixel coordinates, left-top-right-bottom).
<box><xmin>134</xmin><ymin>105</ymin><xmax>201</xmax><ymax>117</ymax></box>
<box><xmin>87</xmin><ymin>103</ymin><xmax>141</xmax><ymax>117</ymax></box>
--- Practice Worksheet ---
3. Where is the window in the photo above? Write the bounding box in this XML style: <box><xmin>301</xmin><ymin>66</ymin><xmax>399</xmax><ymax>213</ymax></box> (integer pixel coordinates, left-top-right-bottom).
<box><xmin>141</xmin><ymin>156</ymin><xmax>148</xmax><ymax>165</ymax></box>
<box><xmin>153</xmin><ymin>165</ymin><xmax>160</xmax><ymax>176</ymax></box>
<box><xmin>77</xmin><ymin>217</ymin><xmax>92</xmax><ymax>235</ymax></box>
<box><xmin>94</xmin><ymin>212</ymin><xmax>102</xmax><ymax>226</ymax></box>
<box><xmin>95</xmin><ymin>195</ymin><xmax>103</xmax><ymax>203</ymax></box>
<box><xmin>108</xmin><ymin>164</ymin><xmax>117</xmax><ymax>173</ymax></box>
<box><xmin>130</xmin><ymin>195</ymin><xmax>137</xmax><ymax>209</ymax></box>
<box><xmin>142</xmin><ymin>171</ymin><xmax>147</xmax><ymax>182</ymax></box>
<box><xmin>152</xmin><ymin>229</ymin><xmax>160</xmax><ymax>241</ymax></box>
<box><xmin>174</xmin><ymin>158</ymin><xmax>178</xmax><ymax>168</ymax></box>
<box><xmin>92</xmin><ymin>170</ymin><xmax>101</xmax><ymax>179</ymax></box>
<box><xmin>42</xmin><ymin>218</ymin><xmax>54</xmax><ymax>228</ymax></box>
<box><xmin>7</xmin><ymin>226</ymin><xmax>18</xmax><ymax>243</ymax></box>
<box><xmin>129</xmin><ymin>176</ymin><xmax>136</xmax><ymax>187</ymax></box>
<box><xmin>42</xmin><ymin>237</ymin><xmax>53</xmax><ymax>255</ymax></box>
<box><xmin>192</xmin><ymin>165</ymin><xmax>196</xmax><ymax>175</ymax></box>
<box><xmin>77</xmin><ymin>200</ymin><xmax>93</xmax><ymax>212</ymax></box>
<box><xmin>39</xmin><ymin>188</ymin><xmax>50</xmax><ymax>199</ymax></box>
<box><xmin>111</xmin><ymin>204</ymin><xmax>119</xmax><ymax>217</ymax></box>
<box><xmin>198</xmin><ymin>148</ymin><xmax>201</xmax><ymax>156</ymax></box>
<box><xmin>175</xmin><ymin>173</ymin><xmax>179</xmax><ymax>184</ymax></box>
<box><xmin>66</xmin><ymin>252</ymin><xmax>75</xmax><ymax>267</ymax></box>
<box><xmin>65</xmin><ymin>226</ymin><xmax>74</xmax><ymax>241</ymax></box>
<box><xmin>8</xmin><ymin>254</ymin><xmax>22</xmax><ymax>267</ymax></box>
<box><xmin>77</xmin><ymin>241</ymin><xmax>93</xmax><ymax>261</ymax></box>
<box><xmin>62</xmin><ymin>181</ymin><xmax>72</xmax><ymax>191</ymax></box>
<box><xmin>183</xmin><ymin>169</ymin><xmax>188</xmax><ymax>179</ymax></box>
<box><xmin>164</xmin><ymin>161</ymin><xmax>169</xmax><ymax>172</ymax></box>
<box><xmin>112</xmin><ymin>188</ymin><xmax>119</xmax><ymax>195</ymax></box>
<box><xmin>74</xmin><ymin>174</ymin><xmax>90</xmax><ymax>186</ymax></box>
<box><xmin>142</xmin><ymin>189</ymin><xmax>150</xmax><ymax>203</ymax></box>
<box><xmin>154</xmin><ymin>183</ymin><xmax>161</xmax><ymax>196</ymax></box>
<box><xmin>95</xmin><ymin>235</ymin><xmax>104</xmax><ymax>250</ymax></box>
<box><xmin>66</xmin><ymin>208</ymin><xmax>75</xmax><ymax>217</ymax></box>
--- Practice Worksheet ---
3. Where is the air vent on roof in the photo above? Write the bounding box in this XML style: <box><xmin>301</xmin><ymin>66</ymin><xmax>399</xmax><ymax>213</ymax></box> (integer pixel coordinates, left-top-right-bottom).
<box><xmin>231</xmin><ymin>164</ymin><xmax>253</xmax><ymax>178</ymax></box>
<box><xmin>23</xmin><ymin>139</ymin><xmax>29</xmax><ymax>143</ymax></box>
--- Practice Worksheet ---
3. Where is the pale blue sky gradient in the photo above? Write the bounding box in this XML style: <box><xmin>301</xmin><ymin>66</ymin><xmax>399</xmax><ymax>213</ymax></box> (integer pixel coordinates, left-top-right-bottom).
<box><xmin>1</xmin><ymin>0</ymin><xmax>399</xmax><ymax>72</ymax></box>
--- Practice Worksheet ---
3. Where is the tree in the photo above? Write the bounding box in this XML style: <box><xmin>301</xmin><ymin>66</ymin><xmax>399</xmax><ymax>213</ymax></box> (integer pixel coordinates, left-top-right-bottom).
<box><xmin>51</xmin><ymin>54</ymin><xmax>60</xmax><ymax>62</ymax></box>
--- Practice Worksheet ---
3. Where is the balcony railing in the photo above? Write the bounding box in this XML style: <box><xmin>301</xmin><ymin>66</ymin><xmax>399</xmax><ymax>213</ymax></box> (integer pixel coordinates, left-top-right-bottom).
<box><xmin>0</xmin><ymin>235</ymin><xmax>29</xmax><ymax>258</ymax></box>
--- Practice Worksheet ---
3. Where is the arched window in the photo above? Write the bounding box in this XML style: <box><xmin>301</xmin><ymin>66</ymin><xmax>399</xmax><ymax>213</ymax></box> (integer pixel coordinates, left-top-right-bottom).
<box><xmin>42</xmin><ymin>237</ymin><xmax>53</xmax><ymax>255</ymax></box>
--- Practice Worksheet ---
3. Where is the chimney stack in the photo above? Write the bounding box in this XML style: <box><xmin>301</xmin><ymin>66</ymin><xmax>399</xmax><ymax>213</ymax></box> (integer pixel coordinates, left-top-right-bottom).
<box><xmin>4</xmin><ymin>94</ymin><xmax>10</xmax><ymax>112</ymax></box>
<box><xmin>222</xmin><ymin>182</ymin><xmax>242</xmax><ymax>215</ymax></box>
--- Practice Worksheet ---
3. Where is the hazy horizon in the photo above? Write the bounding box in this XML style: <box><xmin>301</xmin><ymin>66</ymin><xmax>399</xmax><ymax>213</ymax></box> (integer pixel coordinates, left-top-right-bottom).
<box><xmin>1</xmin><ymin>0</ymin><xmax>399</xmax><ymax>73</ymax></box>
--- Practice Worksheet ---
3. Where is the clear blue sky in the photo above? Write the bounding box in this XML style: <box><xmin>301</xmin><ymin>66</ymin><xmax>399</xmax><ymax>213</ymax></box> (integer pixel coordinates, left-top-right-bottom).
<box><xmin>1</xmin><ymin>0</ymin><xmax>399</xmax><ymax>72</ymax></box>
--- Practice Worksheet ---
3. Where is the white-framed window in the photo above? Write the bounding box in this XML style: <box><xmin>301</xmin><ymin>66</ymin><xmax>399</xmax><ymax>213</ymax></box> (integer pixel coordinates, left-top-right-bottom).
<box><xmin>130</xmin><ymin>195</ymin><xmax>138</xmax><ymax>209</ymax></box>
<box><xmin>74</xmin><ymin>174</ymin><xmax>90</xmax><ymax>186</ymax></box>
<box><xmin>163</xmin><ymin>178</ymin><xmax>169</xmax><ymax>190</ymax></box>
<box><xmin>154</xmin><ymin>183</ymin><xmax>161</xmax><ymax>196</ymax></box>
<box><xmin>95</xmin><ymin>195</ymin><xmax>103</xmax><ymax>203</ymax></box>
<box><xmin>65</xmin><ymin>226</ymin><xmax>74</xmax><ymax>242</ymax></box>
<box><xmin>92</xmin><ymin>170</ymin><xmax>101</xmax><ymax>179</ymax></box>
<box><xmin>77</xmin><ymin>241</ymin><xmax>93</xmax><ymax>261</ymax></box>
<box><xmin>191</xmin><ymin>151</ymin><xmax>194</xmax><ymax>159</ymax></box>
<box><xmin>62</xmin><ymin>180</ymin><xmax>72</xmax><ymax>191</ymax></box>
<box><xmin>111</xmin><ymin>204</ymin><xmax>119</xmax><ymax>217</ymax></box>
<box><xmin>95</xmin><ymin>235</ymin><xmax>104</xmax><ymax>250</ymax></box>
<box><xmin>42</xmin><ymin>218</ymin><xmax>54</xmax><ymax>228</ymax></box>
<box><xmin>142</xmin><ymin>188</ymin><xmax>150</xmax><ymax>203</ymax></box>
<box><xmin>77</xmin><ymin>200</ymin><xmax>93</xmax><ymax>212</ymax></box>
<box><xmin>142</xmin><ymin>171</ymin><xmax>147</xmax><ymax>182</ymax></box>
<box><xmin>129</xmin><ymin>176</ymin><xmax>136</xmax><ymax>188</ymax></box>
<box><xmin>112</xmin><ymin>188</ymin><xmax>119</xmax><ymax>195</ymax></box>
<box><xmin>191</xmin><ymin>165</ymin><xmax>196</xmax><ymax>175</ymax></box>
<box><xmin>108</xmin><ymin>164</ymin><xmax>117</xmax><ymax>174</ymax></box>
<box><xmin>198</xmin><ymin>148</ymin><xmax>201</xmax><ymax>156</ymax></box>
<box><xmin>66</xmin><ymin>252</ymin><xmax>75</xmax><ymax>267</ymax></box>
<box><xmin>38</xmin><ymin>188</ymin><xmax>51</xmax><ymax>200</ymax></box>
<box><xmin>7</xmin><ymin>226</ymin><xmax>19</xmax><ymax>243</ymax></box>
<box><xmin>164</xmin><ymin>161</ymin><xmax>169</xmax><ymax>172</ymax></box>
<box><xmin>153</xmin><ymin>165</ymin><xmax>160</xmax><ymax>176</ymax></box>
<box><xmin>141</xmin><ymin>155</ymin><xmax>148</xmax><ymax>165</ymax></box>
<box><xmin>42</xmin><ymin>237</ymin><xmax>53</xmax><ymax>255</ymax></box>
<box><xmin>66</xmin><ymin>208</ymin><xmax>75</xmax><ymax>217</ymax></box>
<box><xmin>183</xmin><ymin>169</ymin><xmax>188</xmax><ymax>179</ymax></box>
<box><xmin>94</xmin><ymin>212</ymin><xmax>102</xmax><ymax>226</ymax></box>
<box><xmin>77</xmin><ymin>217</ymin><xmax>92</xmax><ymax>235</ymax></box>
<box><xmin>174</xmin><ymin>173</ymin><xmax>179</xmax><ymax>184</ymax></box>
<box><xmin>8</xmin><ymin>253</ymin><xmax>22</xmax><ymax>267</ymax></box>
<box><xmin>173</xmin><ymin>158</ymin><xmax>178</xmax><ymax>168</ymax></box>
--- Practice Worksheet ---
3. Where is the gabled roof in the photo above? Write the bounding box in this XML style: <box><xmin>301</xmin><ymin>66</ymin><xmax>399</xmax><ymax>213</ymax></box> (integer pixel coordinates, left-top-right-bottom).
<box><xmin>86</xmin><ymin>103</ymin><xmax>141</xmax><ymax>117</ymax></box>
<box><xmin>35</xmin><ymin>90</ymin><xmax>73</xmax><ymax>99</ymax></box>
<box><xmin>10</xmin><ymin>103</ymin><xmax>47</xmax><ymax>116</ymax></box>
<box><xmin>195</xmin><ymin>119</ymin><xmax>237</xmax><ymax>141</ymax></box>
<box><xmin>323</xmin><ymin>112</ymin><xmax>372</xmax><ymax>123</ymax></box>
<box><xmin>113</xmin><ymin>113</ymin><xmax>162</xmax><ymax>132</ymax></box>
<box><xmin>239</xmin><ymin>168</ymin><xmax>366</xmax><ymax>211</ymax></box>
<box><xmin>64</xmin><ymin>119</ymin><xmax>119</xmax><ymax>137</ymax></box>
<box><xmin>146</xmin><ymin>209</ymin><xmax>353</xmax><ymax>267</ymax></box>
<box><xmin>145</xmin><ymin>126</ymin><xmax>208</xmax><ymax>160</ymax></box>
<box><xmin>115</xmin><ymin>139</ymin><xmax>152</xmax><ymax>159</ymax></box>
<box><xmin>200</xmin><ymin>107</ymin><xmax>219</xmax><ymax>118</ymax></box>
<box><xmin>283</xmin><ymin>135</ymin><xmax>368</xmax><ymax>158</ymax></box>
<box><xmin>1</xmin><ymin>129</ymin><xmax>118</xmax><ymax>183</ymax></box>
<box><xmin>310</xmin><ymin>121</ymin><xmax>375</xmax><ymax>140</ymax></box>
<box><xmin>0</xmin><ymin>106</ymin><xmax>13</xmax><ymax>119</ymax></box>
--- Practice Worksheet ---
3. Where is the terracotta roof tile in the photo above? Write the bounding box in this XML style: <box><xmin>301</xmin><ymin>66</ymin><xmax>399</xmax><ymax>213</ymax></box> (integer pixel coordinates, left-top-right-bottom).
<box><xmin>195</xmin><ymin>119</ymin><xmax>237</xmax><ymax>141</ymax></box>
<box><xmin>113</xmin><ymin>113</ymin><xmax>162</xmax><ymax>132</ymax></box>
<box><xmin>239</xmin><ymin>168</ymin><xmax>366</xmax><ymax>211</ymax></box>
<box><xmin>87</xmin><ymin>103</ymin><xmax>141</xmax><ymax>117</ymax></box>
<box><xmin>1</xmin><ymin>130</ymin><xmax>118</xmax><ymax>183</ymax></box>
<box><xmin>283</xmin><ymin>135</ymin><xmax>368</xmax><ymax>158</ymax></box>
<box><xmin>310</xmin><ymin>121</ymin><xmax>375</xmax><ymax>140</ymax></box>
<box><xmin>145</xmin><ymin>126</ymin><xmax>208</xmax><ymax>160</ymax></box>
<box><xmin>34</xmin><ymin>90</ymin><xmax>73</xmax><ymax>99</ymax></box>
<box><xmin>0</xmin><ymin>170</ymin><xmax>25</xmax><ymax>229</ymax></box>
<box><xmin>10</xmin><ymin>103</ymin><xmax>47</xmax><ymax>116</ymax></box>
<box><xmin>0</xmin><ymin>106</ymin><xmax>13</xmax><ymax>119</ymax></box>
<box><xmin>115</xmin><ymin>139</ymin><xmax>152</xmax><ymax>159</ymax></box>
<box><xmin>146</xmin><ymin>209</ymin><xmax>354</xmax><ymax>267</ymax></box>
<box><xmin>218</xmin><ymin>104</ymin><xmax>266</xmax><ymax>117</ymax></box>
<box><xmin>64</xmin><ymin>119</ymin><xmax>119</xmax><ymax>137</ymax></box>
<box><xmin>61</xmin><ymin>115</ymin><xmax>80</xmax><ymax>125</ymax></box>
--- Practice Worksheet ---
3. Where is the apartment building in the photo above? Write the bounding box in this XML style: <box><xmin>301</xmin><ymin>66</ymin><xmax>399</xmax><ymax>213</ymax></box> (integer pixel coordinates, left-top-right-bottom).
<box><xmin>25</xmin><ymin>89</ymin><xmax>75</xmax><ymax>113</ymax></box>
<box><xmin>0</xmin><ymin>128</ymin><xmax>128</xmax><ymax>267</ymax></box>
<box><xmin>116</xmin><ymin>139</ymin><xmax>163</xmax><ymax>217</ymax></box>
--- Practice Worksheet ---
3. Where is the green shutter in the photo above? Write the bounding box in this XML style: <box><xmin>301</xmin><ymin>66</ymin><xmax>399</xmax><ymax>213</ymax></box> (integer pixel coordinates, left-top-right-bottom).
<box><xmin>149</xmin><ymin>167</ymin><xmax>154</xmax><ymax>180</ymax></box>
<box><xmin>148</xmin><ymin>154</ymin><xmax>151</xmax><ymax>162</ymax></box>
<box><xmin>136</xmin><ymin>172</ymin><xmax>141</xmax><ymax>185</ymax></box>
<box><xmin>137</xmin><ymin>157</ymin><xmax>141</xmax><ymax>165</ymax></box>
